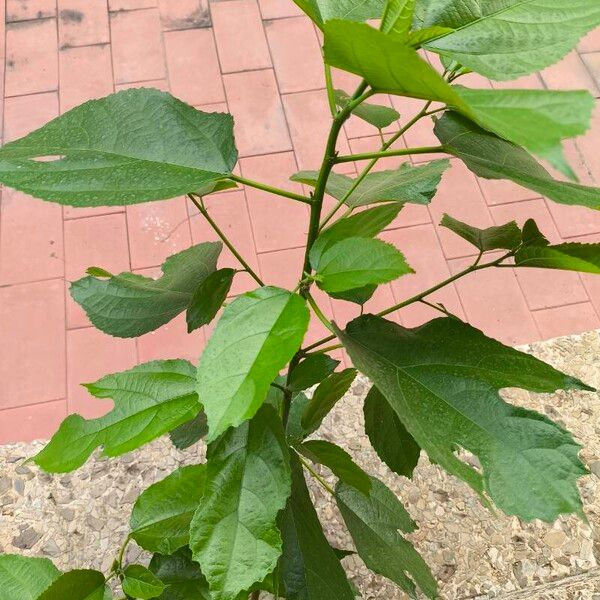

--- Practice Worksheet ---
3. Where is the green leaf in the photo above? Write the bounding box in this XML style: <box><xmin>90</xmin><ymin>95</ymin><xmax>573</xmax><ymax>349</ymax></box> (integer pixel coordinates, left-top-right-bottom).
<box><xmin>435</xmin><ymin>112</ymin><xmax>600</xmax><ymax>210</ymax></box>
<box><xmin>149</xmin><ymin>548</ymin><xmax>210</xmax><ymax>600</ymax></box>
<box><xmin>122</xmin><ymin>565</ymin><xmax>165</xmax><ymax>600</ymax></box>
<box><xmin>329</xmin><ymin>284</ymin><xmax>378</xmax><ymax>306</ymax></box>
<box><xmin>334</xmin><ymin>89</ymin><xmax>400</xmax><ymax>130</ymax></box>
<box><xmin>406</xmin><ymin>25</ymin><xmax>453</xmax><ymax>47</ymax></box>
<box><xmin>301</xmin><ymin>368</ymin><xmax>357</xmax><ymax>435</ymax></box>
<box><xmin>313</xmin><ymin>237</ymin><xmax>413</xmax><ymax>293</ymax></box>
<box><xmin>299</xmin><ymin>440</ymin><xmax>372</xmax><ymax>495</ymax></box>
<box><xmin>198</xmin><ymin>286</ymin><xmax>309</xmax><ymax>442</ymax></box>
<box><xmin>364</xmin><ymin>386</ymin><xmax>421</xmax><ymax>478</ymax></box>
<box><xmin>279</xmin><ymin>455</ymin><xmax>356</xmax><ymax>600</ymax></box>
<box><xmin>292</xmin><ymin>0</ymin><xmax>386</xmax><ymax>28</ymax></box>
<box><xmin>189</xmin><ymin>406</ymin><xmax>291</xmax><ymax>600</ymax></box>
<box><xmin>0</xmin><ymin>554</ymin><xmax>60</xmax><ymax>600</ymax></box>
<box><xmin>286</xmin><ymin>392</ymin><xmax>312</xmax><ymax>442</ymax></box>
<box><xmin>186</xmin><ymin>268</ymin><xmax>235</xmax><ymax>333</ymax></box>
<box><xmin>37</xmin><ymin>570</ymin><xmax>107</xmax><ymax>600</ymax></box>
<box><xmin>71</xmin><ymin>242</ymin><xmax>222</xmax><ymax>338</ymax></box>
<box><xmin>85</xmin><ymin>266</ymin><xmax>112</xmax><ymax>278</ymax></box>
<box><xmin>0</xmin><ymin>89</ymin><xmax>238</xmax><ymax>206</ymax></box>
<box><xmin>421</xmin><ymin>0</ymin><xmax>600</xmax><ymax>80</ymax></box>
<box><xmin>288</xmin><ymin>354</ymin><xmax>341</xmax><ymax>392</ymax></box>
<box><xmin>130</xmin><ymin>465</ymin><xmax>207</xmax><ymax>554</ymax></box>
<box><xmin>337</xmin><ymin>315</ymin><xmax>593</xmax><ymax>521</ymax></box>
<box><xmin>34</xmin><ymin>360</ymin><xmax>199</xmax><ymax>472</ymax></box>
<box><xmin>336</xmin><ymin>478</ymin><xmax>437</xmax><ymax>599</ymax></box>
<box><xmin>169</xmin><ymin>412</ymin><xmax>208</xmax><ymax>450</ymax></box>
<box><xmin>515</xmin><ymin>219</ymin><xmax>600</xmax><ymax>274</ymax></box>
<box><xmin>440</xmin><ymin>214</ymin><xmax>522</xmax><ymax>252</ymax></box>
<box><xmin>381</xmin><ymin>0</ymin><xmax>416</xmax><ymax>38</ymax></box>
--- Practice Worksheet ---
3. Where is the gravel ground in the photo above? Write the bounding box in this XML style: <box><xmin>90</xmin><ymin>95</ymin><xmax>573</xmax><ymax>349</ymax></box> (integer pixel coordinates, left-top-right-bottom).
<box><xmin>1</xmin><ymin>330</ymin><xmax>599</xmax><ymax>599</ymax></box>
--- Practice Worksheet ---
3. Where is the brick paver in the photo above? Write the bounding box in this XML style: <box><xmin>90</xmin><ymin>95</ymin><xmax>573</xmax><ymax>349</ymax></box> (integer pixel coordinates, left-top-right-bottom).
<box><xmin>1</xmin><ymin>0</ymin><xmax>599</xmax><ymax>442</ymax></box>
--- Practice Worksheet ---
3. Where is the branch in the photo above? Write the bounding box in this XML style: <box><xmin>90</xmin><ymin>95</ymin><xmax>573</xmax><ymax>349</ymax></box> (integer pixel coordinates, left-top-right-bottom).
<box><xmin>229</xmin><ymin>174</ymin><xmax>312</xmax><ymax>205</ymax></box>
<box><xmin>334</xmin><ymin>145</ymin><xmax>446</xmax><ymax>164</ymax></box>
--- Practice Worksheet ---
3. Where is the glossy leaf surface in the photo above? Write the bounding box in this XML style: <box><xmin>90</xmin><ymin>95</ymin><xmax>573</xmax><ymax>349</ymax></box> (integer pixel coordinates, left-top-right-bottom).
<box><xmin>149</xmin><ymin>548</ymin><xmax>210</xmax><ymax>600</ymax></box>
<box><xmin>288</xmin><ymin>354</ymin><xmax>341</xmax><ymax>393</ymax></box>
<box><xmin>122</xmin><ymin>565</ymin><xmax>165</xmax><ymax>600</ymax></box>
<box><xmin>186</xmin><ymin>268</ymin><xmax>235</xmax><ymax>333</ymax></box>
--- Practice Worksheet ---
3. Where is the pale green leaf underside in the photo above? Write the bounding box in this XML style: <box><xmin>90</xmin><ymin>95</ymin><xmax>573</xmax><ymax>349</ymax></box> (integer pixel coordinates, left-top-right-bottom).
<box><xmin>0</xmin><ymin>88</ymin><xmax>238</xmax><ymax>206</ymax></box>
<box><xmin>338</xmin><ymin>315</ymin><xmax>592</xmax><ymax>521</ymax></box>
<box><xmin>0</xmin><ymin>554</ymin><xmax>60</xmax><ymax>600</ymax></box>
<box><xmin>34</xmin><ymin>360</ymin><xmax>199</xmax><ymax>473</ymax></box>
<box><xmin>37</xmin><ymin>570</ymin><xmax>106</xmax><ymax>600</ymax></box>
<box><xmin>71</xmin><ymin>242</ymin><xmax>222</xmax><ymax>338</ymax></box>
<box><xmin>190</xmin><ymin>406</ymin><xmax>291</xmax><ymax>600</ymax></box>
<box><xmin>198</xmin><ymin>286</ymin><xmax>310</xmax><ymax>442</ymax></box>
<box><xmin>293</xmin><ymin>0</ymin><xmax>386</xmax><ymax>27</ymax></box>
<box><xmin>334</xmin><ymin>89</ymin><xmax>400</xmax><ymax>129</ymax></box>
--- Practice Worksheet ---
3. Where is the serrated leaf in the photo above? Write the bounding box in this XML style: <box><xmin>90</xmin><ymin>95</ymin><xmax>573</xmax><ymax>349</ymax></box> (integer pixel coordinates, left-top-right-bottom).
<box><xmin>34</xmin><ymin>360</ymin><xmax>199</xmax><ymax>472</ymax></box>
<box><xmin>186</xmin><ymin>268</ymin><xmax>235</xmax><ymax>333</ymax></box>
<box><xmin>85</xmin><ymin>266</ymin><xmax>112</xmax><ymax>278</ymax></box>
<box><xmin>381</xmin><ymin>0</ymin><xmax>416</xmax><ymax>38</ymax></box>
<box><xmin>149</xmin><ymin>548</ymin><xmax>211</xmax><ymax>600</ymax></box>
<box><xmin>37</xmin><ymin>570</ymin><xmax>107</xmax><ymax>600</ymax></box>
<box><xmin>364</xmin><ymin>386</ymin><xmax>421</xmax><ymax>478</ymax></box>
<box><xmin>515</xmin><ymin>219</ymin><xmax>600</xmax><ymax>274</ymax></box>
<box><xmin>169</xmin><ymin>412</ymin><xmax>208</xmax><ymax>450</ymax></box>
<box><xmin>279</xmin><ymin>455</ymin><xmax>356</xmax><ymax>600</ymax></box>
<box><xmin>313</xmin><ymin>237</ymin><xmax>413</xmax><ymax>293</ymax></box>
<box><xmin>435</xmin><ymin>112</ymin><xmax>600</xmax><ymax>210</ymax></box>
<box><xmin>334</xmin><ymin>89</ymin><xmax>400</xmax><ymax>130</ymax></box>
<box><xmin>440</xmin><ymin>214</ymin><xmax>522</xmax><ymax>252</ymax></box>
<box><xmin>190</xmin><ymin>406</ymin><xmax>291</xmax><ymax>600</ymax></box>
<box><xmin>337</xmin><ymin>315</ymin><xmax>593</xmax><ymax>521</ymax></box>
<box><xmin>299</xmin><ymin>440</ymin><xmax>371</xmax><ymax>495</ymax></box>
<box><xmin>420</xmin><ymin>0</ymin><xmax>600</xmax><ymax>80</ymax></box>
<box><xmin>292</xmin><ymin>0</ymin><xmax>386</xmax><ymax>27</ymax></box>
<box><xmin>0</xmin><ymin>554</ymin><xmax>60</xmax><ymax>600</ymax></box>
<box><xmin>122</xmin><ymin>565</ymin><xmax>165</xmax><ymax>600</ymax></box>
<box><xmin>336</xmin><ymin>478</ymin><xmax>437</xmax><ymax>599</ymax></box>
<box><xmin>198</xmin><ymin>286</ymin><xmax>309</xmax><ymax>442</ymax></box>
<box><xmin>301</xmin><ymin>368</ymin><xmax>357</xmax><ymax>435</ymax></box>
<box><xmin>288</xmin><ymin>354</ymin><xmax>341</xmax><ymax>392</ymax></box>
<box><xmin>130</xmin><ymin>465</ymin><xmax>206</xmax><ymax>554</ymax></box>
<box><xmin>71</xmin><ymin>242</ymin><xmax>222</xmax><ymax>338</ymax></box>
<box><xmin>0</xmin><ymin>89</ymin><xmax>238</xmax><ymax>206</ymax></box>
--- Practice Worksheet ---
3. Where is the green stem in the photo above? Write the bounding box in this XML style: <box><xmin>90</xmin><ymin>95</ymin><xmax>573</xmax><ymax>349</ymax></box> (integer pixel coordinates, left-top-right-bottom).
<box><xmin>298</xmin><ymin>455</ymin><xmax>336</xmax><ymax>495</ymax></box>
<box><xmin>335</xmin><ymin>145</ymin><xmax>445</xmax><ymax>164</ymax></box>
<box><xmin>307</xmin><ymin>293</ymin><xmax>335</xmax><ymax>333</ymax></box>
<box><xmin>229</xmin><ymin>174</ymin><xmax>312</xmax><ymax>205</ymax></box>
<box><xmin>188</xmin><ymin>194</ymin><xmax>265</xmax><ymax>287</ymax></box>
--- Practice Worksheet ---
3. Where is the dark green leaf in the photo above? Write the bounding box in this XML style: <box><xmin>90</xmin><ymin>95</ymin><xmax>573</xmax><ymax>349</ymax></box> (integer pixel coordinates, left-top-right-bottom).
<box><xmin>71</xmin><ymin>242</ymin><xmax>222</xmax><ymax>338</ymax></box>
<box><xmin>286</xmin><ymin>392</ymin><xmax>312</xmax><ymax>442</ymax></box>
<box><xmin>301</xmin><ymin>368</ymin><xmax>357</xmax><ymax>434</ymax></box>
<box><xmin>313</xmin><ymin>237</ymin><xmax>413</xmax><ymax>293</ymax></box>
<box><xmin>37</xmin><ymin>570</ymin><xmax>107</xmax><ymax>600</ymax></box>
<box><xmin>122</xmin><ymin>565</ymin><xmax>165</xmax><ymax>600</ymax></box>
<box><xmin>337</xmin><ymin>315</ymin><xmax>593</xmax><ymax>521</ymax></box>
<box><xmin>169</xmin><ymin>412</ymin><xmax>208</xmax><ymax>450</ymax></box>
<box><xmin>130</xmin><ymin>465</ymin><xmax>206</xmax><ymax>554</ymax></box>
<box><xmin>186</xmin><ymin>268</ymin><xmax>235</xmax><ymax>333</ymax></box>
<box><xmin>440</xmin><ymin>214</ymin><xmax>522</xmax><ymax>252</ymax></box>
<box><xmin>197</xmin><ymin>286</ymin><xmax>309</xmax><ymax>442</ymax></box>
<box><xmin>364</xmin><ymin>386</ymin><xmax>421</xmax><ymax>478</ymax></box>
<box><xmin>189</xmin><ymin>406</ymin><xmax>291</xmax><ymax>600</ymax></box>
<box><xmin>329</xmin><ymin>285</ymin><xmax>377</xmax><ymax>306</ymax></box>
<box><xmin>435</xmin><ymin>112</ymin><xmax>600</xmax><ymax>210</ymax></box>
<box><xmin>149</xmin><ymin>548</ymin><xmax>210</xmax><ymax>600</ymax></box>
<box><xmin>0</xmin><ymin>89</ymin><xmax>238</xmax><ymax>206</ymax></box>
<box><xmin>299</xmin><ymin>440</ymin><xmax>371</xmax><ymax>495</ymax></box>
<box><xmin>288</xmin><ymin>354</ymin><xmax>341</xmax><ymax>393</ymax></box>
<box><xmin>336</xmin><ymin>478</ymin><xmax>437</xmax><ymax>599</ymax></box>
<box><xmin>34</xmin><ymin>360</ymin><xmax>199</xmax><ymax>472</ymax></box>
<box><xmin>0</xmin><ymin>554</ymin><xmax>60</xmax><ymax>600</ymax></box>
<box><xmin>292</xmin><ymin>0</ymin><xmax>386</xmax><ymax>28</ymax></box>
<box><xmin>279</xmin><ymin>455</ymin><xmax>355</xmax><ymax>600</ymax></box>
<box><xmin>334</xmin><ymin>89</ymin><xmax>399</xmax><ymax>129</ymax></box>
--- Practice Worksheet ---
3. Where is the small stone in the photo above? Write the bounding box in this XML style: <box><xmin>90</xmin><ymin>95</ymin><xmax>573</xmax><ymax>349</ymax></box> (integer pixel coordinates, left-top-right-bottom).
<box><xmin>544</xmin><ymin>530</ymin><xmax>566</xmax><ymax>548</ymax></box>
<box><xmin>42</xmin><ymin>540</ymin><xmax>61</xmax><ymax>557</ymax></box>
<box><xmin>86</xmin><ymin>515</ymin><xmax>105</xmax><ymax>532</ymax></box>
<box><xmin>12</xmin><ymin>527</ymin><xmax>42</xmax><ymax>549</ymax></box>
<box><xmin>588</xmin><ymin>460</ymin><xmax>600</xmax><ymax>478</ymax></box>
<box><xmin>0</xmin><ymin>477</ymin><xmax>12</xmax><ymax>494</ymax></box>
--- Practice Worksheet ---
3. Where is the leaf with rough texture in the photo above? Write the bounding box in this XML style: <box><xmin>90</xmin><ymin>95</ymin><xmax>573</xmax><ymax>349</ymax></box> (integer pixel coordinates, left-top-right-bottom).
<box><xmin>292</xmin><ymin>0</ymin><xmax>386</xmax><ymax>27</ymax></box>
<box><xmin>337</xmin><ymin>315</ymin><xmax>593</xmax><ymax>521</ymax></box>
<box><xmin>435</xmin><ymin>112</ymin><xmax>600</xmax><ymax>210</ymax></box>
<box><xmin>288</xmin><ymin>354</ymin><xmax>341</xmax><ymax>392</ymax></box>
<box><xmin>420</xmin><ymin>0</ymin><xmax>600</xmax><ymax>80</ymax></box>
<box><xmin>364</xmin><ymin>386</ymin><xmax>421</xmax><ymax>478</ymax></box>
<box><xmin>313</xmin><ymin>237</ymin><xmax>413</xmax><ymax>293</ymax></box>
<box><xmin>407</xmin><ymin>25</ymin><xmax>453</xmax><ymax>46</ymax></box>
<box><xmin>122</xmin><ymin>565</ymin><xmax>165</xmax><ymax>600</ymax></box>
<box><xmin>301</xmin><ymin>368</ymin><xmax>357</xmax><ymax>435</ymax></box>
<box><xmin>34</xmin><ymin>360</ymin><xmax>199</xmax><ymax>472</ymax></box>
<box><xmin>189</xmin><ymin>406</ymin><xmax>291</xmax><ymax>600</ymax></box>
<box><xmin>130</xmin><ymin>465</ymin><xmax>206</xmax><ymax>554</ymax></box>
<box><xmin>515</xmin><ymin>219</ymin><xmax>600</xmax><ymax>274</ymax></box>
<box><xmin>336</xmin><ymin>478</ymin><xmax>437</xmax><ymax>599</ymax></box>
<box><xmin>0</xmin><ymin>89</ymin><xmax>238</xmax><ymax>206</ymax></box>
<box><xmin>186</xmin><ymin>268</ymin><xmax>235</xmax><ymax>333</ymax></box>
<box><xmin>169</xmin><ymin>412</ymin><xmax>208</xmax><ymax>450</ymax></box>
<box><xmin>71</xmin><ymin>242</ymin><xmax>222</xmax><ymax>338</ymax></box>
<box><xmin>37</xmin><ymin>570</ymin><xmax>107</xmax><ymax>600</ymax></box>
<box><xmin>334</xmin><ymin>89</ymin><xmax>399</xmax><ymax>130</ymax></box>
<box><xmin>0</xmin><ymin>554</ymin><xmax>60</xmax><ymax>600</ymax></box>
<box><xmin>279</xmin><ymin>455</ymin><xmax>356</xmax><ymax>600</ymax></box>
<box><xmin>197</xmin><ymin>286</ymin><xmax>309</xmax><ymax>442</ymax></box>
<box><xmin>440</xmin><ymin>214</ymin><xmax>522</xmax><ymax>252</ymax></box>
<box><xmin>299</xmin><ymin>440</ymin><xmax>371</xmax><ymax>495</ymax></box>
<box><xmin>381</xmin><ymin>0</ymin><xmax>416</xmax><ymax>37</ymax></box>
<box><xmin>149</xmin><ymin>548</ymin><xmax>211</xmax><ymax>600</ymax></box>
